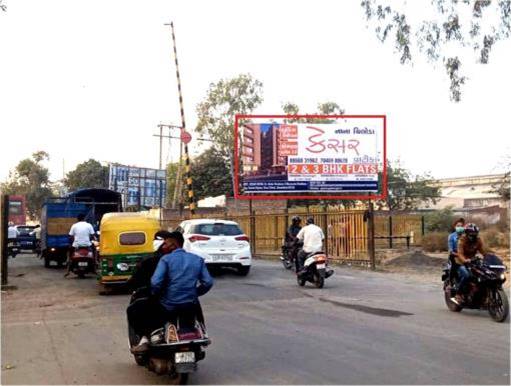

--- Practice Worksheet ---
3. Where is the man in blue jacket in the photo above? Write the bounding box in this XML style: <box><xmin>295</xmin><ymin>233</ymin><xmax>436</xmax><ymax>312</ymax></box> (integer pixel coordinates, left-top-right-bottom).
<box><xmin>131</xmin><ymin>231</ymin><xmax>213</xmax><ymax>353</ymax></box>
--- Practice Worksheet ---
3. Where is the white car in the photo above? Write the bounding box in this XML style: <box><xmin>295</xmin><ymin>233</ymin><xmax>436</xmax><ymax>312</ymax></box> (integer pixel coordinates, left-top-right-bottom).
<box><xmin>176</xmin><ymin>219</ymin><xmax>252</xmax><ymax>276</ymax></box>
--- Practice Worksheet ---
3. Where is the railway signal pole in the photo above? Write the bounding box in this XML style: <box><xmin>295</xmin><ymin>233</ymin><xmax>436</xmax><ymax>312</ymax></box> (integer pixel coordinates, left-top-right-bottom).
<box><xmin>165</xmin><ymin>22</ymin><xmax>196</xmax><ymax>215</ymax></box>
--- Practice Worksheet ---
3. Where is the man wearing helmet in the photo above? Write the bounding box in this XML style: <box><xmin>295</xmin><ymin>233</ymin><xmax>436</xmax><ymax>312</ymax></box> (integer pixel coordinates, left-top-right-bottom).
<box><xmin>126</xmin><ymin>230</ymin><xmax>174</xmax><ymax>292</ymax></box>
<box><xmin>296</xmin><ymin>217</ymin><xmax>325</xmax><ymax>273</ymax></box>
<box><xmin>452</xmin><ymin>223</ymin><xmax>488</xmax><ymax>305</ymax></box>
<box><xmin>284</xmin><ymin>216</ymin><xmax>302</xmax><ymax>268</ymax></box>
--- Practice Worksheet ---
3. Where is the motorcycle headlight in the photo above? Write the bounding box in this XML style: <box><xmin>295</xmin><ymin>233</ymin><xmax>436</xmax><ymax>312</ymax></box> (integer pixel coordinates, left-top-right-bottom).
<box><xmin>116</xmin><ymin>263</ymin><xmax>129</xmax><ymax>271</ymax></box>
<box><xmin>500</xmin><ymin>273</ymin><xmax>506</xmax><ymax>281</ymax></box>
<box><xmin>150</xmin><ymin>328</ymin><xmax>165</xmax><ymax>344</ymax></box>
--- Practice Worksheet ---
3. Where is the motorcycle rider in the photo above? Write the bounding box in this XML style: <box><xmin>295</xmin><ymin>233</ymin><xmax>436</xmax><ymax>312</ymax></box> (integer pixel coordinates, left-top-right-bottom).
<box><xmin>447</xmin><ymin>218</ymin><xmax>465</xmax><ymax>259</ymax></box>
<box><xmin>131</xmin><ymin>231</ymin><xmax>213</xmax><ymax>353</ymax></box>
<box><xmin>296</xmin><ymin>217</ymin><xmax>325</xmax><ymax>274</ymax></box>
<box><xmin>65</xmin><ymin>213</ymin><xmax>96</xmax><ymax>276</ymax></box>
<box><xmin>284</xmin><ymin>216</ymin><xmax>302</xmax><ymax>268</ymax></box>
<box><xmin>451</xmin><ymin>223</ymin><xmax>488</xmax><ymax>305</ymax></box>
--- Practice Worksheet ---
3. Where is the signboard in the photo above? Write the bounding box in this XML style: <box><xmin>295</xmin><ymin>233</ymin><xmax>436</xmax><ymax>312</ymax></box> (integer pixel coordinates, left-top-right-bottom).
<box><xmin>236</xmin><ymin>115</ymin><xmax>386</xmax><ymax>200</ymax></box>
<box><xmin>108</xmin><ymin>164</ymin><xmax>167</xmax><ymax>208</ymax></box>
<box><xmin>181</xmin><ymin>130</ymin><xmax>192</xmax><ymax>144</ymax></box>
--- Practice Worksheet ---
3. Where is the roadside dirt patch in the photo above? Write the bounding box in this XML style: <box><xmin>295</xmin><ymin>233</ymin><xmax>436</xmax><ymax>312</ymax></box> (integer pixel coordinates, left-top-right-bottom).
<box><xmin>384</xmin><ymin>250</ymin><xmax>446</xmax><ymax>270</ymax></box>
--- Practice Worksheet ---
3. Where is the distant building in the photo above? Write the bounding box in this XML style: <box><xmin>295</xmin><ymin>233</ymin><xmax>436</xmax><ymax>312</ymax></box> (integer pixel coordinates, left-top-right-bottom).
<box><xmin>427</xmin><ymin>174</ymin><xmax>508</xmax><ymax>210</ymax></box>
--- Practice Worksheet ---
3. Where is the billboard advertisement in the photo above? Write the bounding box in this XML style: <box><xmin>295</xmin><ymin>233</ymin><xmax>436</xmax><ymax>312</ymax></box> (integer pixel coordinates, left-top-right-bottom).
<box><xmin>108</xmin><ymin>164</ymin><xmax>167</xmax><ymax>208</ymax></box>
<box><xmin>236</xmin><ymin>115</ymin><xmax>386</xmax><ymax>200</ymax></box>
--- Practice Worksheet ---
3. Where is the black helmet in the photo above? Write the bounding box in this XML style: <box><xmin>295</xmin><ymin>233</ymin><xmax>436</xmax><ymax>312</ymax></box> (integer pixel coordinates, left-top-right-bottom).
<box><xmin>464</xmin><ymin>223</ymin><xmax>479</xmax><ymax>241</ymax></box>
<box><xmin>306</xmin><ymin>217</ymin><xmax>314</xmax><ymax>225</ymax></box>
<box><xmin>291</xmin><ymin>216</ymin><xmax>301</xmax><ymax>223</ymax></box>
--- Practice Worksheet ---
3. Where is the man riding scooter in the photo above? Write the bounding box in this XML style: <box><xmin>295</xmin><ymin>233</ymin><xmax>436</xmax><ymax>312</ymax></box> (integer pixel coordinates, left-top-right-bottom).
<box><xmin>130</xmin><ymin>231</ymin><xmax>213</xmax><ymax>353</ymax></box>
<box><xmin>296</xmin><ymin>217</ymin><xmax>325</xmax><ymax>274</ymax></box>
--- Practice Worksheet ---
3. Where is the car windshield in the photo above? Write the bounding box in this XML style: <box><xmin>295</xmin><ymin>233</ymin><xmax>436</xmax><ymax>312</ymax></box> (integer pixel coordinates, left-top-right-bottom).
<box><xmin>17</xmin><ymin>227</ymin><xmax>35</xmax><ymax>236</ymax></box>
<box><xmin>191</xmin><ymin>223</ymin><xmax>243</xmax><ymax>236</ymax></box>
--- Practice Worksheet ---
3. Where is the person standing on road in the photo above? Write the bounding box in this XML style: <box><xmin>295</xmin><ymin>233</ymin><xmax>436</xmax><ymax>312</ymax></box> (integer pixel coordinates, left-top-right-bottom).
<box><xmin>65</xmin><ymin>213</ymin><xmax>96</xmax><ymax>276</ymax></box>
<box><xmin>7</xmin><ymin>222</ymin><xmax>19</xmax><ymax>242</ymax></box>
<box><xmin>295</xmin><ymin>217</ymin><xmax>325</xmax><ymax>273</ymax></box>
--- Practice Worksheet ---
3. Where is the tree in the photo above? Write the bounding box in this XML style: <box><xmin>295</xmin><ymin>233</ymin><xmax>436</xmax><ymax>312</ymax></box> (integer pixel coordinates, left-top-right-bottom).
<box><xmin>0</xmin><ymin>151</ymin><xmax>53</xmax><ymax>219</ymax></box>
<box><xmin>196</xmin><ymin>73</ymin><xmax>263</xmax><ymax>194</ymax></box>
<box><xmin>192</xmin><ymin>148</ymin><xmax>232</xmax><ymax>201</ymax></box>
<box><xmin>378</xmin><ymin>161</ymin><xmax>441</xmax><ymax>210</ymax></box>
<box><xmin>64</xmin><ymin>159</ymin><xmax>109</xmax><ymax>192</ymax></box>
<box><xmin>361</xmin><ymin>0</ymin><xmax>511</xmax><ymax>101</ymax></box>
<box><xmin>492</xmin><ymin>171</ymin><xmax>510</xmax><ymax>201</ymax></box>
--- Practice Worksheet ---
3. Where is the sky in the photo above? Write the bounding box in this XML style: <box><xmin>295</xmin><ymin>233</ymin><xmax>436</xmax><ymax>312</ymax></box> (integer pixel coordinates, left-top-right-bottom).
<box><xmin>1</xmin><ymin>0</ymin><xmax>510</xmax><ymax>183</ymax></box>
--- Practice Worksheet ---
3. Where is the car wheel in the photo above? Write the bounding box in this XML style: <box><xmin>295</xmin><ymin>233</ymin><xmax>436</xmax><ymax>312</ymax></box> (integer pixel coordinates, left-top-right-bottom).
<box><xmin>237</xmin><ymin>266</ymin><xmax>251</xmax><ymax>276</ymax></box>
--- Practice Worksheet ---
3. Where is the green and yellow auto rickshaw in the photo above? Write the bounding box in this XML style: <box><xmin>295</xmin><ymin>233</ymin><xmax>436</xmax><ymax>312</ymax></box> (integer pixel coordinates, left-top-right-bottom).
<box><xmin>98</xmin><ymin>212</ymin><xmax>160</xmax><ymax>293</ymax></box>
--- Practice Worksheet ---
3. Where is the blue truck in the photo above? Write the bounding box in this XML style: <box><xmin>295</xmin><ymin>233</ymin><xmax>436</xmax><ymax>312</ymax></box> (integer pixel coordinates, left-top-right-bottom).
<box><xmin>40</xmin><ymin>188</ymin><xmax>122</xmax><ymax>268</ymax></box>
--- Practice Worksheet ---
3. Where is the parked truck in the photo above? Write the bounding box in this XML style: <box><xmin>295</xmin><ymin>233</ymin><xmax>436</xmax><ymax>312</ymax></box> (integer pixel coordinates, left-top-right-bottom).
<box><xmin>40</xmin><ymin>189</ymin><xmax>122</xmax><ymax>268</ymax></box>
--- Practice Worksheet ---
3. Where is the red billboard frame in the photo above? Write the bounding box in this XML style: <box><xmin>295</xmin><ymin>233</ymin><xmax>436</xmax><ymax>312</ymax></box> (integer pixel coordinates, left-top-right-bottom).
<box><xmin>234</xmin><ymin>114</ymin><xmax>387</xmax><ymax>201</ymax></box>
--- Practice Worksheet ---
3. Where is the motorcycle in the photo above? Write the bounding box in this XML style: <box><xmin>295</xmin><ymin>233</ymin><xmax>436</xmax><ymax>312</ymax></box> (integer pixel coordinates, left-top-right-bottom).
<box><xmin>442</xmin><ymin>254</ymin><xmax>509</xmax><ymax>322</ymax></box>
<box><xmin>280</xmin><ymin>241</ymin><xmax>298</xmax><ymax>270</ymax></box>
<box><xmin>297</xmin><ymin>250</ymin><xmax>334</xmax><ymax>288</ymax></box>
<box><xmin>7</xmin><ymin>240</ymin><xmax>20</xmax><ymax>258</ymax></box>
<box><xmin>69</xmin><ymin>244</ymin><xmax>96</xmax><ymax>278</ymax></box>
<box><xmin>128</xmin><ymin>288</ymin><xmax>210</xmax><ymax>384</ymax></box>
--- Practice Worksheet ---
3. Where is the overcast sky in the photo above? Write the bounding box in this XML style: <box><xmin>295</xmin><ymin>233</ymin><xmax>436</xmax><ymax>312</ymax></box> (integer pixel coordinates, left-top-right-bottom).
<box><xmin>1</xmin><ymin>0</ymin><xmax>510</xmax><ymax>183</ymax></box>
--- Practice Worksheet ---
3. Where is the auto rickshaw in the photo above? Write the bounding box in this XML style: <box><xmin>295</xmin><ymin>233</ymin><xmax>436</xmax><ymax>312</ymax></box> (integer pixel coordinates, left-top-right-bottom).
<box><xmin>98</xmin><ymin>212</ymin><xmax>160</xmax><ymax>293</ymax></box>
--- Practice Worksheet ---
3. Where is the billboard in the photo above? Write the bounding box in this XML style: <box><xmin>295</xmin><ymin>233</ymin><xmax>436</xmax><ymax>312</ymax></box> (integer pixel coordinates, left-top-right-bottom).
<box><xmin>235</xmin><ymin>115</ymin><xmax>386</xmax><ymax>200</ymax></box>
<box><xmin>108</xmin><ymin>164</ymin><xmax>167</xmax><ymax>208</ymax></box>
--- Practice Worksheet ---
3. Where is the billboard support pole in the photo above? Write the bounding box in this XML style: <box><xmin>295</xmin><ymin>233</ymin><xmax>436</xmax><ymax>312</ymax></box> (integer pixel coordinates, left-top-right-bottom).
<box><xmin>1</xmin><ymin>194</ymin><xmax>9</xmax><ymax>286</ymax></box>
<box><xmin>367</xmin><ymin>201</ymin><xmax>376</xmax><ymax>270</ymax></box>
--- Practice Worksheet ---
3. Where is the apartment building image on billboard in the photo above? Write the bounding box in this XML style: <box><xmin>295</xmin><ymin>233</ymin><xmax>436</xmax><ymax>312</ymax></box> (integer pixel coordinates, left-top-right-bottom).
<box><xmin>242</xmin><ymin>123</ymin><xmax>291</xmax><ymax>178</ymax></box>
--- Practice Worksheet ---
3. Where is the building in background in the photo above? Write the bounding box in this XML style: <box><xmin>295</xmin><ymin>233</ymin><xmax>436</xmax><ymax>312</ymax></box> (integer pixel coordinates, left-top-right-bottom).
<box><xmin>242</xmin><ymin>124</ymin><xmax>261</xmax><ymax>174</ymax></box>
<box><xmin>108</xmin><ymin>164</ymin><xmax>167</xmax><ymax>210</ymax></box>
<box><xmin>429</xmin><ymin>174</ymin><xmax>508</xmax><ymax>209</ymax></box>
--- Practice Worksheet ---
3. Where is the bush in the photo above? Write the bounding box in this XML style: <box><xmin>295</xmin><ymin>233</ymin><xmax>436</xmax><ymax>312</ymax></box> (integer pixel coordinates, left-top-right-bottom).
<box><xmin>480</xmin><ymin>227</ymin><xmax>510</xmax><ymax>249</ymax></box>
<box><xmin>424</xmin><ymin>207</ymin><xmax>455</xmax><ymax>233</ymax></box>
<box><xmin>422</xmin><ymin>232</ymin><xmax>449</xmax><ymax>252</ymax></box>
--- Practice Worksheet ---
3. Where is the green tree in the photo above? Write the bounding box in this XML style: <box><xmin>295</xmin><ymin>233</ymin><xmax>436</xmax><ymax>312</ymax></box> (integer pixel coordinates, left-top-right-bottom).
<box><xmin>1</xmin><ymin>151</ymin><xmax>53</xmax><ymax>219</ymax></box>
<box><xmin>424</xmin><ymin>206</ymin><xmax>456</xmax><ymax>233</ymax></box>
<box><xmin>361</xmin><ymin>0</ymin><xmax>511</xmax><ymax>101</ymax></box>
<box><xmin>379</xmin><ymin>161</ymin><xmax>440</xmax><ymax>210</ymax></box>
<box><xmin>192</xmin><ymin>148</ymin><xmax>232</xmax><ymax>201</ymax></box>
<box><xmin>64</xmin><ymin>159</ymin><xmax>109</xmax><ymax>192</ymax></box>
<box><xmin>196</xmin><ymin>73</ymin><xmax>263</xmax><ymax>194</ymax></box>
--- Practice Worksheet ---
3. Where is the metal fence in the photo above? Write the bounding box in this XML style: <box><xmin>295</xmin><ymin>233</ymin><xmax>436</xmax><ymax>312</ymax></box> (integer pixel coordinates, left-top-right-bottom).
<box><xmin>160</xmin><ymin>208</ymin><xmax>425</xmax><ymax>266</ymax></box>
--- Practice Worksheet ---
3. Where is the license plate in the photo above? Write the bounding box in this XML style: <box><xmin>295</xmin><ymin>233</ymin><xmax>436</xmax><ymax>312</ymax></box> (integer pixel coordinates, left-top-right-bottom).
<box><xmin>78</xmin><ymin>262</ymin><xmax>88</xmax><ymax>267</ymax></box>
<box><xmin>316</xmin><ymin>263</ymin><xmax>326</xmax><ymax>269</ymax></box>
<box><xmin>212</xmin><ymin>254</ymin><xmax>233</xmax><ymax>261</ymax></box>
<box><xmin>175</xmin><ymin>351</ymin><xmax>195</xmax><ymax>363</ymax></box>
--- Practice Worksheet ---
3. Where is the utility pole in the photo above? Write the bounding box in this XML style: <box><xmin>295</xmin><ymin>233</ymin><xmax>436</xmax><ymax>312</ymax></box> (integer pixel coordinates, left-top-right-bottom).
<box><xmin>165</xmin><ymin>21</ymin><xmax>196</xmax><ymax>216</ymax></box>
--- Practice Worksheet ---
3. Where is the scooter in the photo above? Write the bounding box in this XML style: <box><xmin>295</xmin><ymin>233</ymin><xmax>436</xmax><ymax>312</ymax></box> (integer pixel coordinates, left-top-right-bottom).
<box><xmin>68</xmin><ymin>243</ymin><xmax>96</xmax><ymax>278</ymax></box>
<box><xmin>128</xmin><ymin>289</ymin><xmax>210</xmax><ymax>384</ymax></box>
<box><xmin>297</xmin><ymin>250</ymin><xmax>334</xmax><ymax>288</ymax></box>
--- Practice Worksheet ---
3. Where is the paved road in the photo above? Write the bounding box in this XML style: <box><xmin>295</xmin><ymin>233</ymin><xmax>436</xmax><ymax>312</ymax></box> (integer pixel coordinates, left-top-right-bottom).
<box><xmin>2</xmin><ymin>254</ymin><xmax>509</xmax><ymax>385</ymax></box>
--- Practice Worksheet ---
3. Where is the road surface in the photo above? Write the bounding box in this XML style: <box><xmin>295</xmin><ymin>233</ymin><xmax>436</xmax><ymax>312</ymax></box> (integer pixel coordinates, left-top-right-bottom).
<box><xmin>2</xmin><ymin>254</ymin><xmax>509</xmax><ymax>384</ymax></box>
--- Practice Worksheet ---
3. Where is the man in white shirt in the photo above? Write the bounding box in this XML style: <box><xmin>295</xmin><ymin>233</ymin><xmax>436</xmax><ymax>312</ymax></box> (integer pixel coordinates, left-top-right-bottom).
<box><xmin>66</xmin><ymin>213</ymin><xmax>96</xmax><ymax>276</ymax></box>
<box><xmin>296</xmin><ymin>217</ymin><xmax>325</xmax><ymax>272</ymax></box>
<box><xmin>69</xmin><ymin>213</ymin><xmax>95</xmax><ymax>248</ymax></box>
<box><xmin>8</xmin><ymin>222</ymin><xmax>20</xmax><ymax>241</ymax></box>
